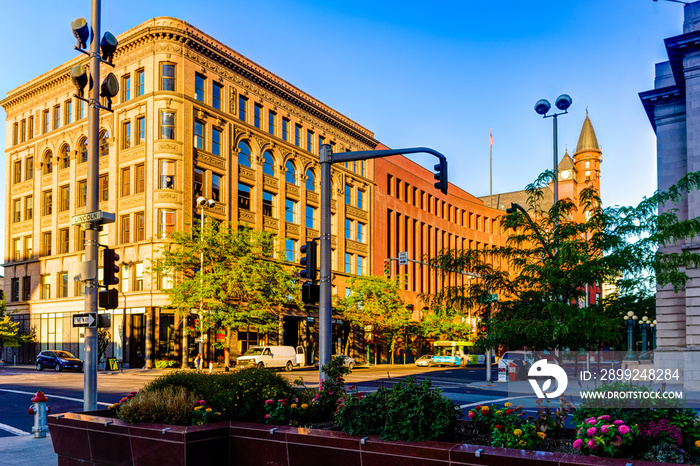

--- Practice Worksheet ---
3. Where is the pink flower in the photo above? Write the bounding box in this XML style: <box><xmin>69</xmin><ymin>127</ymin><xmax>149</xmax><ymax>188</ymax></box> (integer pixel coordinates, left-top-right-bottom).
<box><xmin>586</xmin><ymin>427</ymin><xmax>597</xmax><ymax>437</ymax></box>
<box><xmin>587</xmin><ymin>438</ymin><xmax>597</xmax><ymax>450</ymax></box>
<box><xmin>618</xmin><ymin>425</ymin><xmax>631</xmax><ymax>435</ymax></box>
<box><xmin>468</xmin><ymin>411</ymin><xmax>476</xmax><ymax>419</ymax></box>
<box><xmin>196</xmin><ymin>400</ymin><xmax>206</xmax><ymax>406</ymax></box>
<box><xmin>586</xmin><ymin>418</ymin><xmax>597</xmax><ymax>425</ymax></box>
<box><xmin>573</xmin><ymin>439</ymin><xmax>583</xmax><ymax>450</ymax></box>
<box><xmin>611</xmin><ymin>435</ymin><xmax>623</xmax><ymax>447</ymax></box>
<box><xmin>600</xmin><ymin>425</ymin><xmax>610</xmax><ymax>434</ymax></box>
<box><xmin>597</xmin><ymin>415</ymin><xmax>610</xmax><ymax>421</ymax></box>
<box><xmin>613</xmin><ymin>420</ymin><xmax>625</xmax><ymax>426</ymax></box>
<box><xmin>265</xmin><ymin>399</ymin><xmax>274</xmax><ymax>405</ymax></box>
<box><xmin>264</xmin><ymin>414</ymin><xmax>271</xmax><ymax>419</ymax></box>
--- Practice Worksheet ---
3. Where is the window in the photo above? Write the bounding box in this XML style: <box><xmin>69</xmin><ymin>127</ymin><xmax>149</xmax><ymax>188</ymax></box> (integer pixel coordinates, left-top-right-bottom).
<box><xmin>212</xmin><ymin>127</ymin><xmax>221</xmax><ymax>156</ymax></box>
<box><xmin>60</xmin><ymin>145</ymin><xmax>71</xmax><ymax>169</ymax></box>
<box><xmin>345</xmin><ymin>218</ymin><xmax>354</xmax><ymax>240</ymax></box>
<box><xmin>268</xmin><ymin>111</ymin><xmax>276</xmax><ymax>136</ymax></box>
<box><xmin>136</xmin><ymin>117</ymin><xmax>145</xmax><ymax>145</ymax></box>
<box><xmin>159</xmin><ymin>160</ymin><xmax>176</xmax><ymax>189</ymax></box>
<box><xmin>42</xmin><ymin>110</ymin><xmax>49</xmax><ymax>134</ymax></box>
<box><xmin>135</xmin><ymin>69</ymin><xmax>145</xmax><ymax>97</ymax></box>
<box><xmin>194</xmin><ymin>120</ymin><xmax>204</xmax><ymax>150</ymax></box>
<box><xmin>254</xmin><ymin>104</ymin><xmax>262</xmax><ymax>128</ymax></box>
<box><xmin>41</xmin><ymin>275</ymin><xmax>51</xmax><ymax>300</ymax></box>
<box><xmin>13</xmin><ymin>160</ymin><xmax>21</xmax><ymax>184</ymax></box>
<box><xmin>121</xmin><ymin>215</ymin><xmax>131</xmax><ymax>244</ymax></box>
<box><xmin>306</xmin><ymin>169</ymin><xmax>315</xmax><ymax>192</ymax></box>
<box><xmin>357</xmin><ymin>222</ymin><xmax>365</xmax><ymax>243</ymax></box>
<box><xmin>53</xmin><ymin>105</ymin><xmax>60</xmax><ymax>130</ymax></box>
<box><xmin>59</xmin><ymin>185</ymin><xmax>70</xmax><ymax>212</ymax></box>
<box><xmin>194</xmin><ymin>167</ymin><xmax>203</xmax><ymax>197</ymax></box>
<box><xmin>345</xmin><ymin>184</ymin><xmax>352</xmax><ymax>205</ymax></box>
<box><xmin>26</xmin><ymin>156</ymin><xmax>33</xmax><ymax>180</ymax></box>
<box><xmin>99</xmin><ymin>174</ymin><xmax>109</xmax><ymax>202</ymax></box>
<box><xmin>42</xmin><ymin>231</ymin><xmax>52</xmax><ymax>256</ymax></box>
<box><xmin>123</xmin><ymin>120</ymin><xmax>132</xmax><ymax>149</ymax></box>
<box><xmin>238</xmin><ymin>96</ymin><xmax>247</xmax><ymax>122</ymax></box>
<box><xmin>212</xmin><ymin>173</ymin><xmax>221</xmax><ymax>202</ymax></box>
<box><xmin>318</xmin><ymin>135</ymin><xmax>325</xmax><ymax>154</ymax></box>
<box><xmin>262</xmin><ymin>191</ymin><xmax>275</xmax><ymax>217</ymax></box>
<box><xmin>75</xmin><ymin>227</ymin><xmax>85</xmax><ymax>251</ymax></box>
<box><xmin>65</xmin><ymin>100</ymin><xmax>73</xmax><ymax>125</ymax></box>
<box><xmin>159</xmin><ymin>209</ymin><xmax>176</xmax><ymax>239</ymax></box>
<box><xmin>285</xmin><ymin>161</ymin><xmax>296</xmax><ymax>184</ymax></box>
<box><xmin>122</xmin><ymin>74</ymin><xmax>131</xmax><ymax>102</ymax></box>
<box><xmin>262</xmin><ymin>151</ymin><xmax>275</xmax><ymax>176</ymax></box>
<box><xmin>238</xmin><ymin>141</ymin><xmax>252</xmax><ymax>167</ymax></box>
<box><xmin>43</xmin><ymin>151</ymin><xmax>53</xmax><ymax>175</ymax></box>
<box><xmin>11</xmin><ymin>278</ymin><xmax>19</xmax><ymax>302</ymax></box>
<box><xmin>358</xmin><ymin>190</ymin><xmax>365</xmax><ymax>209</ymax></box>
<box><xmin>307</xmin><ymin>130</ymin><xmax>313</xmax><ymax>153</ymax></box>
<box><xmin>13</xmin><ymin>199</ymin><xmax>21</xmax><ymax>223</ymax></box>
<box><xmin>79</xmin><ymin>100</ymin><xmax>86</xmax><ymax>120</ymax></box>
<box><xmin>24</xmin><ymin>236</ymin><xmax>32</xmax><ymax>259</ymax></box>
<box><xmin>79</xmin><ymin>138</ymin><xmax>88</xmax><ymax>163</ymax></box>
<box><xmin>100</xmin><ymin>131</ymin><xmax>109</xmax><ymax>157</ymax></box>
<box><xmin>78</xmin><ymin>180</ymin><xmax>87</xmax><ymax>207</ymax></box>
<box><xmin>121</xmin><ymin>265</ymin><xmax>130</xmax><ymax>293</ymax></box>
<box><xmin>212</xmin><ymin>82</ymin><xmax>222</xmax><ymax>110</ymax></box>
<box><xmin>306</xmin><ymin>205</ymin><xmax>316</xmax><ymax>229</ymax></box>
<box><xmin>238</xmin><ymin>183</ymin><xmax>251</xmax><ymax>211</ymax></box>
<box><xmin>345</xmin><ymin>253</ymin><xmax>352</xmax><ymax>274</ymax></box>
<box><xmin>161</xmin><ymin>111</ymin><xmax>175</xmax><ymax>139</ymax></box>
<box><xmin>285</xmin><ymin>239</ymin><xmax>296</xmax><ymax>262</ymax></box>
<box><xmin>357</xmin><ymin>256</ymin><xmax>365</xmax><ymax>276</ymax></box>
<box><xmin>58</xmin><ymin>272</ymin><xmax>68</xmax><ymax>298</ymax></box>
<box><xmin>20</xmin><ymin>119</ymin><xmax>26</xmax><ymax>143</ymax></box>
<box><xmin>25</xmin><ymin>196</ymin><xmax>33</xmax><ymax>220</ymax></box>
<box><xmin>135</xmin><ymin>163</ymin><xmax>145</xmax><ymax>193</ymax></box>
<box><xmin>42</xmin><ymin>190</ymin><xmax>52</xmax><ymax>216</ymax></box>
<box><xmin>282</xmin><ymin>118</ymin><xmax>289</xmax><ymax>141</ymax></box>
<box><xmin>135</xmin><ymin>212</ymin><xmax>145</xmax><ymax>241</ymax></box>
<box><xmin>134</xmin><ymin>262</ymin><xmax>144</xmax><ymax>291</ymax></box>
<box><xmin>285</xmin><ymin>199</ymin><xmax>297</xmax><ymax>223</ymax></box>
<box><xmin>28</xmin><ymin>116</ymin><xmax>34</xmax><ymax>140</ymax></box>
<box><xmin>22</xmin><ymin>276</ymin><xmax>31</xmax><ymax>301</ymax></box>
<box><xmin>294</xmin><ymin>124</ymin><xmax>301</xmax><ymax>147</ymax></box>
<box><xmin>12</xmin><ymin>122</ymin><xmax>18</xmax><ymax>145</ymax></box>
<box><xmin>13</xmin><ymin>238</ymin><xmax>21</xmax><ymax>261</ymax></box>
<box><xmin>161</xmin><ymin>63</ymin><xmax>176</xmax><ymax>91</ymax></box>
<box><xmin>194</xmin><ymin>73</ymin><xmax>206</xmax><ymax>102</ymax></box>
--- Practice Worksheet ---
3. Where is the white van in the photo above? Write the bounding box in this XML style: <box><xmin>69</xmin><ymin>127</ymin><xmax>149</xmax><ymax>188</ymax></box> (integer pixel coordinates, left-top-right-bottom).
<box><xmin>236</xmin><ymin>346</ymin><xmax>306</xmax><ymax>371</ymax></box>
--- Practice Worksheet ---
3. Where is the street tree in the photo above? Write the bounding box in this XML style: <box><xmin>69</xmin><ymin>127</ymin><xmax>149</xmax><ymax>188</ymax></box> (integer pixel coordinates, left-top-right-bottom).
<box><xmin>336</xmin><ymin>275</ymin><xmax>413</xmax><ymax>364</ymax></box>
<box><xmin>425</xmin><ymin>171</ymin><xmax>700</xmax><ymax>362</ymax></box>
<box><xmin>0</xmin><ymin>297</ymin><xmax>33</xmax><ymax>362</ymax></box>
<box><xmin>154</xmin><ymin>220</ymin><xmax>302</xmax><ymax>367</ymax></box>
<box><xmin>419</xmin><ymin>306</ymin><xmax>473</xmax><ymax>342</ymax></box>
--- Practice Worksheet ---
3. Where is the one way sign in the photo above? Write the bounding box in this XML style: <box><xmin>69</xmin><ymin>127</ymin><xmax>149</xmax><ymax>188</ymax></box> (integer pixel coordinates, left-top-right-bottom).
<box><xmin>72</xmin><ymin>312</ymin><xmax>97</xmax><ymax>328</ymax></box>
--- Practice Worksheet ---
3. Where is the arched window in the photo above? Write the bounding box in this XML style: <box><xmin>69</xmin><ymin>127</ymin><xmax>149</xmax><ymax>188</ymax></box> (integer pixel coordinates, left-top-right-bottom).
<box><xmin>43</xmin><ymin>151</ymin><xmax>53</xmax><ymax>175</ymax></box>
<box><xmin>78</xmin><ymin>137</ymin><xmax>88</xmax><ymax>163</ymax></box>
<box><xmin>99</xmin><ymin>131</ymin><xmax>109</xmax><ymax>157</ymax></box>
<box><xmin>285</xmin><ymin>161</ymin><xmax>296</xmax><ymax>184</ymax></box>
<box><xmin>306</xmin><ymin>169</ymin><xmax>315</xmax><ymax>192</ymax></box>
<box><xmin>60</xmin><ymin>144</ymin><xmax>71</xmax><ymax>169</ymax></box>
<box><xmin>238</xmin><ymin>141</ymin><xmax>252</xmax><ymax>168</ymax></box>
<box><xmin>262</xmin><ymin>151</ymin><xmax>275</xmax><ymax>176</ymax></box>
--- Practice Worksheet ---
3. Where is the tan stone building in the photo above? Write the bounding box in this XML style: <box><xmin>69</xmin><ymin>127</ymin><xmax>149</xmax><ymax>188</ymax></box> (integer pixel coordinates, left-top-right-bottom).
<box><xmin>2</xmin><ymin>17</ymin><xmax>378</xmax><ymax>367</ymax></box>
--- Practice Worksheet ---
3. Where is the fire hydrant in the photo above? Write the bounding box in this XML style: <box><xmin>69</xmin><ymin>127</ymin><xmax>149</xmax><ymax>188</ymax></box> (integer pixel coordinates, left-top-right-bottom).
<box><xmin>28</xmin><ymin>391</ymin><xmax>50</xmax><ymax>438</ymax></box>
<box><xmin>209</xmin><ymin>361</ymin><xmax>214</xmax><ymax>374</ymax></box>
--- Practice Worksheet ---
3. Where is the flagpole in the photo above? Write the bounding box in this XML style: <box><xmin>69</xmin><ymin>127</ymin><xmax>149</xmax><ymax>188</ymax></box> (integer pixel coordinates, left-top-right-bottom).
<box><xmin>489</xmin><ymin>129</ymin><xmax>493</xmax><ymax>209</ymax></box>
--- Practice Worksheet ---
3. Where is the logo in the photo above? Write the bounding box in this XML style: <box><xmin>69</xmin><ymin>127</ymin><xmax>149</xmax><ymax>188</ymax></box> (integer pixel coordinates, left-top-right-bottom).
<box><xmin>527</xmin><ymin>359</ymin><xmax>568</xmax><ymax>399</ymax></box>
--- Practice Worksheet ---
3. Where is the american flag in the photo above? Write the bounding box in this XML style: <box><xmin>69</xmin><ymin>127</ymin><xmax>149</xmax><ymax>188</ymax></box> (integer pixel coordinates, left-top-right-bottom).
<box><xmin>489</xmin><ymin>130</ymin><xmax>493</xmax><ymax>148</ymax></box>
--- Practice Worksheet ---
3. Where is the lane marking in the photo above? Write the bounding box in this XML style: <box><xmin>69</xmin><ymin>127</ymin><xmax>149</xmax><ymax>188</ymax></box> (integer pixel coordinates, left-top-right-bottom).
<box><xmin>459</xmin><ymin>395</ymin><xmax>531</xmax><ymax>409</ymax></box>
<box><xmin>0</xmin><ymin>422</ymin><xmax>30</xmax><ymax>436</ymax></box>
<box><xmin>0</xmin><ymin>388</ymin><xmax>111</xmax><ymax>406</ymax></box>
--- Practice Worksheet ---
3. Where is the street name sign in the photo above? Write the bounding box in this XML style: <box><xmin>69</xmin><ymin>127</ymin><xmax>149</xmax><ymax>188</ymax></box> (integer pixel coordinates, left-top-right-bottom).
<box><xmin>71</xmin><ymin>210</ymin><xmax>115</xmax><ymax>226</ymax></box>
<box><xmin>72</xmin><ymin>312</ymin><xmax>97</xmax><ymax>328</ymax></box>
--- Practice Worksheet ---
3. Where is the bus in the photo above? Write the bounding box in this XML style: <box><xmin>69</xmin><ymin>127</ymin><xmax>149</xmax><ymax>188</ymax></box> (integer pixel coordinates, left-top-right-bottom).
<box><xmin>432</xmin><ymin>341</ymin><xmax>485</xmax><ymax>367</ymax></box>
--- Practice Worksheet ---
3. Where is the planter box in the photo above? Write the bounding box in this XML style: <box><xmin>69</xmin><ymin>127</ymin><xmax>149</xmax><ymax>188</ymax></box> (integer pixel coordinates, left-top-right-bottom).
<box><xmin>48</xmin><ymin>412</ymin><xmax>681</xmax><ymax>466</ymax></box>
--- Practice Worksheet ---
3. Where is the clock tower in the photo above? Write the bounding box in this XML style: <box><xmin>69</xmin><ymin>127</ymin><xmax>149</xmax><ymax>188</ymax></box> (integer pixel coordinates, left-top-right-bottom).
<box><xmin>569</xmin><ymin>112</ymin><xmax>602</xmax><ymax>222</ymax></box>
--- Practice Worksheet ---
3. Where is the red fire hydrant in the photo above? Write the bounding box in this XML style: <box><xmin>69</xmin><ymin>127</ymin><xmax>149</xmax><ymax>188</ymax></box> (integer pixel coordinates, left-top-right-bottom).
<box><xmin>28</xmin><ymin>391</ymin><xmax>50</xmax><ymax>438</ymax></box>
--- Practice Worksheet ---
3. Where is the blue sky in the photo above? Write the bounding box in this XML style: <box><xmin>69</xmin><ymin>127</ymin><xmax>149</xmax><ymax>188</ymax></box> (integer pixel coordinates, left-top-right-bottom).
<box><xmin>0</xmin><ymin>1</ymin><xmax>688</xmax><ymax>261</ymax></box>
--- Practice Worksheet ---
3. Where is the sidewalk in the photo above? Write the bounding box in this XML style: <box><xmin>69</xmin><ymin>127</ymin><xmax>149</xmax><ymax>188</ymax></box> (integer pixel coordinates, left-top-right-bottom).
<box><xmin>0</xmin><ymin>434</ymin><xmax>56</xmax><ymax>466</ymax></box>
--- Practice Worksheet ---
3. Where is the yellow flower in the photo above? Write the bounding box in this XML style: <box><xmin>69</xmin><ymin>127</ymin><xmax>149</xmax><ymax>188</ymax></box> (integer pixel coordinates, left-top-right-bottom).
<box><xmin>301</xmin><ymin>404</ymin><xmax>308</xmax><ymax>410</ymax></box>
<box><xmin>291</xmin><ymin>404</ymin><xmax>298</xmax><ymax>409</ymax></box>
<box><xmin>496</xmin><ymin>410</ymin><xmax>503</xmax><ymax>415</ymax></box>
<box><xmin>537</xmin><ymin>432</ymin><xmax>546</xmax><ymax>439</ymax></box>
<box><xmin>481</xmin><ymin>406</ymin><xmax>489</xmax><ymax>414</ymax></box>
<box><xmin>205</xmin><ymin>408</ymin><xmax>212</xmax><ymax>412</ymax></box>
<box><xmin>504</xmin><ymin>402</ymin><xmax>513</xmax><ymax>408</ymax></box>
<box><xmin>194</xmin><ymin>406</ymin><xmax>203</xmax><ymax>411</ymax></box>
<box><xmin>513</xmin><ymin>429</ymin><xmax>523</xmax><ymax>436</ymax></box>
<box><xmin>696</xmin><ymin>440</ymin><xmax>700</xmax><ymax>448</ymax></box>
<box><xmin>518</xmin><ymin>440</ymin><xmax>526</xmax><ymax>447</ymax></box>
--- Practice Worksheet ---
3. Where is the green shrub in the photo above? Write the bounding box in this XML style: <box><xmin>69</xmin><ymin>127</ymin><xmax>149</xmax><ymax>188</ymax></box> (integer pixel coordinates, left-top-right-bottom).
<box><xmin>335</xmin><ymin>376</ymin><xmax>461</xmax><ymax>442</ymax></box>
<box><xmin>115</xmin><ymin>386</ymin><xmax>198</xmax><ymax>425</ymax></box>
<box><xmin>643</xmin><ymin>444</ymin><xmax>692</xmax><ymax>464</ymax></box>
<box><xmin>154</xmin><ymin>359</ymin><xmax>177</xmax><ymax>369</ymax></box>
<box><xmin>143</xmin><ymin>368</ymin><xmax>295</xmax><ymax>422</ymax></box>
<box><xmin>492</xmin><ymin>424</ymin><xmax>545</xmax><ymax>450</ymax></box>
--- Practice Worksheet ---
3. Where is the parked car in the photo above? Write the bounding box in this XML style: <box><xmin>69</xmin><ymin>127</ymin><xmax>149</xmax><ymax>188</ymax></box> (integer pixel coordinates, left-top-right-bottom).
<box><xmin>415</xmin><ymin>355</ymin><xmax>435</xmax><ymax>367</ymax></box>
<box><xmin>36</xmin><ymin>350</ymin><xmax>83</xmax><ymax>372</ymax></box>
<box><xmin>236</xmin><ymin>346</ymin><xmax>306</xmax><ymax>371</ymax></box>
<box><xmin>314</xmin><ymin>355</ymin><xmax>356</xmax><ymax>371</ymax></box>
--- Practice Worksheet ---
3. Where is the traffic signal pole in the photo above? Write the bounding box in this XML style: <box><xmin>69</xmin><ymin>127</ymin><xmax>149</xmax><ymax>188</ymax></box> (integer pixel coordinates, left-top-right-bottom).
<box><xmin>318</xmin><ymin>144</ymin><xmax>447</xmax><ymax>382</ymax></box>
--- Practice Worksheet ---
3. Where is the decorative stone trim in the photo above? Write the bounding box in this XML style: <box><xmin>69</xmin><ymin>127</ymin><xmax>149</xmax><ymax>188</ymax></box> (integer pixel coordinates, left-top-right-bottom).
<box><xmin>346</xmin><ymin>205</ymin><xmax>368</xmax><ymax>221</ymax></box>
<box><xmin>239</xmin><ymin>166</ymin><xmax>255</xmax><ymax>183</ymax></box>
<box><xmin>263</xmin><ymin>174</ymin><xmax>279</xmax><ymax>190</ymax></box>
<box><xmin>239</xmin><ymin>210</ymin><xmax>255</xmax><ymax>224</ymax></box>
<box><xmin>346</xmin><ymin>239</ymin><xmax>368</xmax><ymax>254</ymax></box>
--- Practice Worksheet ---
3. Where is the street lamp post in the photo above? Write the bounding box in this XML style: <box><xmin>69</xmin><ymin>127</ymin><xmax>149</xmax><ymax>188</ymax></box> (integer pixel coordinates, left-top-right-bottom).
<box><xmin>623</xmin><ymin>311</ymin><xmax>638</xmax><ymax>360</ymax></box>
<box><xmin>534</xmin><ymin>95</ymin><xmax>572</xmax><ymax>206</ymax></box>
<box><xmin>651</xmin><ymin>320</ymin><xmax>657</xmax><ymax>350</ymax></box>
<box><xmin>196</xmin><ymin>196</ymin><xmax>216</xmax><ymax>369</ymax></box>
<box><xmin>640</xmin><ymin>316</ymin><xmax>651</xmax><ymax>360</ymax></box>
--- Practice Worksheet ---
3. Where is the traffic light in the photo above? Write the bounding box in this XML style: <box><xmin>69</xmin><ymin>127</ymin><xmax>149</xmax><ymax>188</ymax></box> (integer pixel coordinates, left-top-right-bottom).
<box><xmin>103</xmin><ymin>247</ymin><xmax>120</xmax><ymax>286</ymax></box>
<box><xmin>300</xmin><ymin>240</ymin><xmax>317</xmax><ymax>281</ymax></box>
<box><xmin>383</xmin><ymin>259</ymin><xmax>390</xmax><ymax>276</ymax></box>
<box><xmin>433</xmin><ymin>158</ymin><xmax>448</xmax><ymax>194</ymax></box>
<box><xmin>98</xmin><ymin>288</ymin><xmax>118</xmax><ymax>310</ymax></box>
<box><xmin>302</xmin><ymin>282</ymin><xmax>320</xmax><ymax>305</ymax></box>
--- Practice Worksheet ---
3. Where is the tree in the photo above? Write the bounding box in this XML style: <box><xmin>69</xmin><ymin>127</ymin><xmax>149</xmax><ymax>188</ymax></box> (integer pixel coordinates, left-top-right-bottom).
<box><xmin>0</xmin><ymin>297</ymin><xmax>33</xmax><ymax>362</ymax></box>
<box><xmin>154</xmin><ymin>220</ymin><xmax>302</xmax><ymax>367</ymax></box>
<box><xmin>425</xmin><ymin>171</ymin><xmax>700</xmax><ymax>363</ymax></box>
<box><xmin>419</xmin><ymin>306</ymin><xmax>473</xmax><ymax>342</ymax></box>
<box><xmin>336</xmin><ymin>275</ymin><xmax>413</xmax><ymax>364</ymax></box>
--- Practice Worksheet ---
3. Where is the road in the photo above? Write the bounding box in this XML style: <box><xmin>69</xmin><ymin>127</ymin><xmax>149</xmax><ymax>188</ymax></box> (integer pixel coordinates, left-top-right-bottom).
<box><xmin>0</xmin><ymin>363</ymin><xmax>507</xmax><ymax>438</ymax></box>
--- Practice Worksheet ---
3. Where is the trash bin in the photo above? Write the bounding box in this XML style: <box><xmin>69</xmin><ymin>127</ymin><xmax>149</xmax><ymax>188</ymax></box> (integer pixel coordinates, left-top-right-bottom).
<box><xmin>508</xmin><ymin>362</ymin><xmax>518</xmax><ymax>381</ymax></box>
